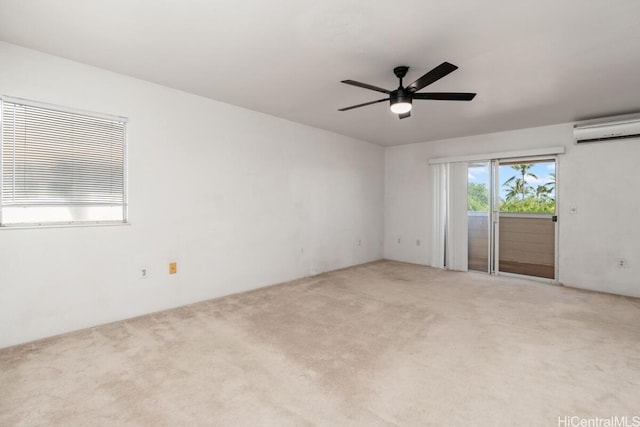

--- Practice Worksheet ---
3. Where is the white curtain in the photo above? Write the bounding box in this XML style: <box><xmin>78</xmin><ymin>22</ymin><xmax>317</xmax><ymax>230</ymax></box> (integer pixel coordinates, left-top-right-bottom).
<box><xmin>430</xmin><ymin>162</ymin><xmax>468</xmax><ymax>271</ymax></box>
<box><xmin>430</xmin><ymin>163</ymin><xmax>447</xmax><ymax>268</ymax></box>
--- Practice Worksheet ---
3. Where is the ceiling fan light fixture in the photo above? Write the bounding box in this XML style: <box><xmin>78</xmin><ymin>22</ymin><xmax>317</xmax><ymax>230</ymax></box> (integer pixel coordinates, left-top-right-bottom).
<box><xmin>390</xmin><ymin>101</ymin><xmax>412</xmax><ymax>114</ymax></box>
<box><xmin>390</xmin><ymin>89</ymin><xmax>413</xmax><ymax>114</ymax></box>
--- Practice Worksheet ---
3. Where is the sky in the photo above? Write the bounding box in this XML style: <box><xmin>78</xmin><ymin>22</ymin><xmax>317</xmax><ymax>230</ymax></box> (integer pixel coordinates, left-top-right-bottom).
<box><xmin>468</xmin><ymin>161</ymin><xmax>556</xmax><ymax>200</ymax></box>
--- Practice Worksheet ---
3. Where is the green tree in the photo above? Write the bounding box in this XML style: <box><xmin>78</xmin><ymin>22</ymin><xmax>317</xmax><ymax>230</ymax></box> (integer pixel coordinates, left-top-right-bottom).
<box><xmin>499</xmin><ymin>164</ymin><xmax>556</xmax><ymax>213</ymax></box>
<box><xmin>546</xmin><ymin>172</ymin><xmax>556</xmax><ymax>192</ymax></box>
<box><xmin>467</xmin><ymin>182</ymin><xmax>489</xmax><ymax>211</ymax></box>
<box><xmin>503</xmin><ymin>164</ymin><xmax>538</xmax><ymax>201</ymax></box>
<box><xmin>504</xmin><ymin>178</ymin><xmax>532</xmax><ymax>202</ymax></box>
<box><xmin>535</xmin><ymin>184</ymin><xmax>552</xmax><ymax>201</ymax></box>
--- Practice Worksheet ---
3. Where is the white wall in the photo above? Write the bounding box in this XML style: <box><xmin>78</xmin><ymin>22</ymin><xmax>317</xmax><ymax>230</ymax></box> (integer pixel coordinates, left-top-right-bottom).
<box><xmin>385</xmin><ymin>124</ymin><xmax>640</xmax><ymax>298</ymax></box>
<box><xmin>0</xmin><ymin>42</ymin><xmax>385</xmax><ymax>348</ymax></box>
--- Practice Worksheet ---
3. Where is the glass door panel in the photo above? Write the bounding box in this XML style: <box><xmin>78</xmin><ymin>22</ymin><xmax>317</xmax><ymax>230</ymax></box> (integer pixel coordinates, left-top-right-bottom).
<box><xmin>497</xmin><ymin>160</ymin><xmax>556</xmax><ymax>279</ymax></box>
<box><xmin>467</xmin><ymin>162</ymin><xmax>490</xmax><ymax>272</ymax></box>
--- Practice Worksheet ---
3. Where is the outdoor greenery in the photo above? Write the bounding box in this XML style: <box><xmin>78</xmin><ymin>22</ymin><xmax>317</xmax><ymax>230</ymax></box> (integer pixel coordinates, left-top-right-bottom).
<box><xmin>467</xmin><ymin>165</ymin><xmax>555</xmax><ymax>214</ymax></box>
<box><xmin>468</xmin><ymin>182</ymin><xmax>489</xmax><ymax>211</ymax></box>
<box><xmin>500</xmin><ymin>197</ymin><xmax>555</xmax><ymax>213</ymax></box>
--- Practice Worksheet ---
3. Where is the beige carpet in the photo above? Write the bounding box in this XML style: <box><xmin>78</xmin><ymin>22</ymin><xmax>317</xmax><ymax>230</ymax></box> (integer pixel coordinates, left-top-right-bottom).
<box><xmin>1</xmin><ymin>261</ymin><xmax>639</xmax><ymax>426</ymax></box>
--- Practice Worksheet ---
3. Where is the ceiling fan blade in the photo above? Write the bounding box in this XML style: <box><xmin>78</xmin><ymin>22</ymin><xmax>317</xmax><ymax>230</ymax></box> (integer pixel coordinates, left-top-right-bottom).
<box><xmin>407</xmin><ymin>62</ymin><xmax>458</xmax><ymax>92</ymax></box>
<box><xmin>399</xmin><ymin>111</ymin><xmax>411</xmax><ymax>119</ymax></box>
<box><xmin>341</xmin><ymin>80</ymin><xmax>391</xmax><ymax>94</ymax></box>
<box><xmin>338</xmin><ymin>98</ymin><xmax>389</xmax><ymax>111</ymax></box>
<box><xmin>413</xmin><ymin>92</ymin><xmax>477</xmax><ymax>101</ymax></box>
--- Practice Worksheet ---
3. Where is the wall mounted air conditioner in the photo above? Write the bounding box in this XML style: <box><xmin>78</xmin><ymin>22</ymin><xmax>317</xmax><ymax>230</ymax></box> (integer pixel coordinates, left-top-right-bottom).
<box><xmin>573</xmin><ymin>113</ymin><xmax>640</xmax><ymax>144</ymax></box>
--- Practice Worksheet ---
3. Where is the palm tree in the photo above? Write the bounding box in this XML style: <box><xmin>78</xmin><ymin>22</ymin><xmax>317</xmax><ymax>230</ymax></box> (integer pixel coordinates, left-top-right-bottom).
<box><xmin>503</xmin><ymin>164</ymin><xmax>537</xmax><ymax>200</ymax></box>
<box><xmin>535</xmin><ymin>184</ymin><xmax>552</xmax><ymax>201</ymax></box>
<box><xmin>545</xmin><ymin>172</ymin><xmax>556</xmax><ymax>192</ymax></box>
<box><xmin>504</xmin><ymin>178</ymin><xmax>527</xmax><ymax>201</ymax></box>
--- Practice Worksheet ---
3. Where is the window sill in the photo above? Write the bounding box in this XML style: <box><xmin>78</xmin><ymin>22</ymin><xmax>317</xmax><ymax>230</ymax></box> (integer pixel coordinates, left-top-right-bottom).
<box><xmin>0</xmin><ymin>221</ymin><xmax>130</xmax><ymax>230</ymax></box>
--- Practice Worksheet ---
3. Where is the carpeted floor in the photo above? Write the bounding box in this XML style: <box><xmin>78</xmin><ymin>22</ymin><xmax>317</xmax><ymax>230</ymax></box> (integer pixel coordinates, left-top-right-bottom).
<box><xmin>1</xmin><ymin>260</ymin><xmax>639</xmax><ymax>426</ymax></box>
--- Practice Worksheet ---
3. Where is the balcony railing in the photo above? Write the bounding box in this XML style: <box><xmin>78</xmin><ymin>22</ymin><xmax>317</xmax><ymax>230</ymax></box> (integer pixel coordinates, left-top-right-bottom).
<box><xmin>468</xmin><ymin>212</ymin><xmax>555</xmax><ymax>278</ymax></box>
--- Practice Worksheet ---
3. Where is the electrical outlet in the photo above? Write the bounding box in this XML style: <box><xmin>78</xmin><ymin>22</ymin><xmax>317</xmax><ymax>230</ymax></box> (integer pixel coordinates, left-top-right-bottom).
<box><xmin>397</xmin><ymin>237</ymin><xmax>401</xmax><ymax>244</ymax></box>
<box><xmin>140</xmin><ymin>267</ymin><xmax>149</xmax><ymax>279</ymax></box>
<box><xmin>169</xmin><ymin>262</ymin><xmax>177</xmax><ymax>274</ymax></box>
<box><xmin>617</xmin><ymin>258</ymin><xmax>627</xmax><ymax>268</ymax></box>
<box><xmin>416</xmin><ymin>239</ymin><xmax>421</xmax><ymax>246</ymax></box>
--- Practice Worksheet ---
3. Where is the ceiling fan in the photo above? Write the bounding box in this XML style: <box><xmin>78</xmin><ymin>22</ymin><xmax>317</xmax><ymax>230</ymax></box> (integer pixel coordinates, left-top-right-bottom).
<box><xmin>338</xmin><ymin>62</ymin><xmax>476</xmax><ymax>119</ymax></box>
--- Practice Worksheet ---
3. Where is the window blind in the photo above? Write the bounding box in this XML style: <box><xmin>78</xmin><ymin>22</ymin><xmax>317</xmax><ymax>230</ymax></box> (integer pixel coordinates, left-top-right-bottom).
<box><xmin>1</xmin><ymin>97</ymin><xmax>127</xmax><ymax>226</ymax></box>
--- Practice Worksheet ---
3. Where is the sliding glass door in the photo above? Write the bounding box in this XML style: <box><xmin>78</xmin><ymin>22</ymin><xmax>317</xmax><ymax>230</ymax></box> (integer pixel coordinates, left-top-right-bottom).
<box><xmin>497</xmin><ymin>159</ymin><xmax>556</xmax><ymax>279</ymax></box>
<box><xmin>468</xmin><ymin>158</ymin><xmax>557</xmax><ymax>280</ymax></box>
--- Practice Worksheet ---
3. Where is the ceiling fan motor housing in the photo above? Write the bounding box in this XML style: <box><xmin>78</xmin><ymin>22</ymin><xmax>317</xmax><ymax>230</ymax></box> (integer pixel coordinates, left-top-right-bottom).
<box><xmin>390</xmin><ymin>87</ymin><xmax>412</xmax><ymax>109</ymax></box>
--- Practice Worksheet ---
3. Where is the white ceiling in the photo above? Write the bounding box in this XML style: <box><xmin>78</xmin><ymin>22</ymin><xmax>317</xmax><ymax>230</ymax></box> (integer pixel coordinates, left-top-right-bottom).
<box><xmin>1</xmin><ymin>0</ymin><xmax>640</xmax><ymax>146</ymax></box>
